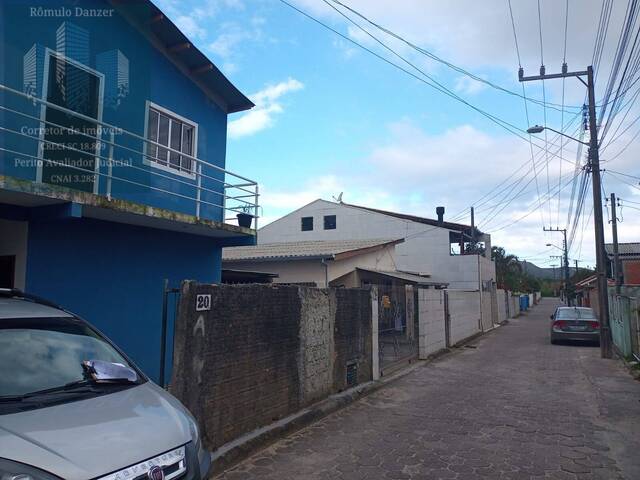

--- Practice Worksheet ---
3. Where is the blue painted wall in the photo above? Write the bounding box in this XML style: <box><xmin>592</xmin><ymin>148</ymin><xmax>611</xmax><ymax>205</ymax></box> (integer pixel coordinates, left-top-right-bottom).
<box><xmin>1</xmin><ymin>0</ymin><xmax>229</xmax><ymax>221</ymax></box>
<box><xmin>25</xmin><ymin>216</ymin><xmax>222</xmax><ymax>382</ymax></box>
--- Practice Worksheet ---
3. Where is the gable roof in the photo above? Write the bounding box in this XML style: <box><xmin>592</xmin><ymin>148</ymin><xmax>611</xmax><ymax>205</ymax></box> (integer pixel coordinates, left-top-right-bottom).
<box><xmin>605</xmin><ymin>242</ymin><xmax>640</xmax><ymax>258</ymax></box>
<box><xmin>115</xmin><ymin>0</ymin><xmax>253</xmax><ymax>113</ymax></box>
<box><xmin>223</xmin><ymin>238</ymin><xmax>403</xmax><ymax>262</ymax></box>
<box><xmin>575</xmin><ymin>274</ymin><xmax>616</xmax><ymax>289</ymax></box>
<box><xmin>342</xmin><ymin>203</ymin><xmax>484</xmax><ymax>236</ymax></box>
<box><xmin>575</xmin><ymin>274</ymin><xmax>598</xmax><ymax>288</ymax></box>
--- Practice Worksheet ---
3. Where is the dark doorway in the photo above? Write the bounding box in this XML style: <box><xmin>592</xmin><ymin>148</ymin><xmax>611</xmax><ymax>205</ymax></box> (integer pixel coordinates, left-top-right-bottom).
<box><xmin>0</xmin><ymin>256</ymin><xmax>16</xmax><ymax>288</ymax></box>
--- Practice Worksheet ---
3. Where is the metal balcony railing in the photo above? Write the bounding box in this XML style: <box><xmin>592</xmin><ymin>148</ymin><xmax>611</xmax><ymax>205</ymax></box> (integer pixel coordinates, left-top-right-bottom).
<box><xmin>0</xmin><ymin>83</ymin><xmax>259</xmax><ymax>229</ymax></box>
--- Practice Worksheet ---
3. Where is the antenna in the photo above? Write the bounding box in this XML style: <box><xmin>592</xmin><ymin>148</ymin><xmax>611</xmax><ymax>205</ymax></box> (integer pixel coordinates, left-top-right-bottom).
<box><xmin>333</xmin><ymin>192</ymin><xmax>344</xmax><ymax>203</ymax></box>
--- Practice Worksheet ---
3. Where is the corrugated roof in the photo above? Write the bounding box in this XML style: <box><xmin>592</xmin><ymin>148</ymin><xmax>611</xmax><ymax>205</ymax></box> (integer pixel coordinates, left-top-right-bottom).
<box><xmin>114</xmin><ymin>0</ymin><xmax>253</xmax><ymax>113</ymax></box>
<box><xmin>342</xmin><ymin>203</ymin><xmax>484</xmax><ymax>235</ymax></box>
<box><xmin>605</xmin><ymin>242</ymin><xmax>640</xmax><ymax>257</ymax></box>
<box><xmin>223</xmin><ymin>239</ymin><xmax>402</xmax><ymax>262</ymax></box>
<box><xmin>356</xmin><ymin>268</ymin><xmax>448</xmax><ymax>287</ymax></box>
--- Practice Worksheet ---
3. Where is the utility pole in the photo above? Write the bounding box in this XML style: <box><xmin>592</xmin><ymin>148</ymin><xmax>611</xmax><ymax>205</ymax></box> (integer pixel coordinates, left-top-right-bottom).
<box><xmin>550</xmin><ymin>256</ymin><xmax>563</xmax><ymax>299</ymax></box>
<box><xmin>470</xmin><ymin>206</ymin><xmax>476</xmax><ymax>245</ymax></box>
<box><xmin>544</xmin><ymin>227</ymin><xmax>570</xmax><ymax>305</ymax></box>
<box><xmin>550</xmin><ymin>263</ymin><xmax>559</xmax><ymax>297</ymax></box>
<box><xmin>610</xmin><ymin>193</ymin><xmax>622</xmax><ymax>293</ymax></box>
<box><xmin>520</xmin><ymin>64</ymin><xmax>612</xmax><ymax>358</ymax></box>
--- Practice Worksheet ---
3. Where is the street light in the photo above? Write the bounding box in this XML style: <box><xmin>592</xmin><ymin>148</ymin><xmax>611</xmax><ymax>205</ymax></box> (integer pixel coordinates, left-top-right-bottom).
<box><xmin>546</xmin><ymin>243</ymin><xmax>563</xmax><ymax>251</ymax></box>
<box><xmin>527</xmin><ymin>124</ymin><xmax>590</xmax><ymax>146</ymax></box>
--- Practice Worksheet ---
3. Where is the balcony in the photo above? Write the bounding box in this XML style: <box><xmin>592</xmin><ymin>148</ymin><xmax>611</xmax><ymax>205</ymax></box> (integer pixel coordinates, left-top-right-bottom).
<box><xmin>0</xmin><ymin>82</ymin><xmax>259</xmax><ymax>239</ymax></box>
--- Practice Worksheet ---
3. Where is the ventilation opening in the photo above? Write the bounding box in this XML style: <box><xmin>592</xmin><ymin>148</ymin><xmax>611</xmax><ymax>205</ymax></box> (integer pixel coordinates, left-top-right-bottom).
<box><xmin>346</xmin><ymin>360</ymin><xmax>358</xmax><ymax>387</ymax></box>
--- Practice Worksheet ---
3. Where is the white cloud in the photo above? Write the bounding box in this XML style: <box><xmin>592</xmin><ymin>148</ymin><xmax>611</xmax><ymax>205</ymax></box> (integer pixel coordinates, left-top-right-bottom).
<box><xmin>209</xmin><ymin>30</ymin><xmax>252</xmax><ymax>58</ymax></box>
<box><xmin>205</xmin><ymin>20</ymin><xmax>268</xmax><ymax>71</ymax></box>
<box><xmin>156</xmin><ymin>0</ymin><xmax>247</xmax><ymax>49</ymax></box>
<box><xmin>228</xmin><ymin>78</ymin><xmax>304</xmax><ymax>138</ymax></box>
<box><xmin>222</xmin><ymin>62</ymin><xmax>239</xmax><ymax>75</ymax></box>
<box><xmin>251</xmin><ymin>78</ymin><xmax>304</xmax><ymax>105</ymax></box>
<box><xmin>175</xmin><ymin>15</ymin><xmax>206</xmax><ymax>40</ymax></box>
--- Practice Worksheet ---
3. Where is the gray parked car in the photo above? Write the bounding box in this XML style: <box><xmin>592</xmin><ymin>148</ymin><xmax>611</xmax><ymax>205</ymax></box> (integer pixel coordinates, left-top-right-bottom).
<box><xmin>550</xmin><ymin>306</ymin><xmax>600</xmax><ymax>344</ymax></box>
<box><xmin>0</xmin><ymin>289</ymin><xmax>210</xmax><ymax>480</ymax></box>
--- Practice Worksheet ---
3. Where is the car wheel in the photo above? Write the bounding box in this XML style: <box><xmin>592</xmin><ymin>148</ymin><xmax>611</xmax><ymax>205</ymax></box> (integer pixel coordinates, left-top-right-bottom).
<box><xmin>550</xmin><ymin>338</ymin><xmax>557</xmax><ymax>345</ymax></box>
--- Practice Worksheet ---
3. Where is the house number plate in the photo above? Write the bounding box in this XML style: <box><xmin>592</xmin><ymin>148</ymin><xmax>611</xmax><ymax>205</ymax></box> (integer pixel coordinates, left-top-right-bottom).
<box><xmin>196</xmin><ymin>294</ymin><xmax>212</xmax><ymax>311</ymax></box>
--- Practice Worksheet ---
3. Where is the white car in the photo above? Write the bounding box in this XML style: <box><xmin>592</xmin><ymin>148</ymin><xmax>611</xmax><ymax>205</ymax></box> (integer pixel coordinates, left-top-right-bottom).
<box><xmin>0</xmin><ymin>289</ymin><xmax>210</xmax><ymax>480</ymax></box>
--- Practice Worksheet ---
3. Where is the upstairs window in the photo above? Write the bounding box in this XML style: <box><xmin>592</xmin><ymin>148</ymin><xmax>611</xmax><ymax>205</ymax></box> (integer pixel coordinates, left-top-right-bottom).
<box><xmin>324</xmin><ymin>215</ymin><xmax>336</xmax><ymax>230</ymax></box>
<box><xmin>145</xmin><ymin>103</ymin><xmax>197</xmax><ymax>176</ymax></box>
<box><xmin>301</xmin><ymin>217</ymin><xmax>314</xmax><ymax>231</ymax></box>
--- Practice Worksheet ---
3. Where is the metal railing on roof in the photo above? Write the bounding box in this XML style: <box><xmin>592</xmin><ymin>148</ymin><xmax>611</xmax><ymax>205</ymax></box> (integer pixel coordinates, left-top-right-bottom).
<box><xmin>0</xmin><ymin>83</ymin><xmax>259</xmax><ymax>229</ymax></box>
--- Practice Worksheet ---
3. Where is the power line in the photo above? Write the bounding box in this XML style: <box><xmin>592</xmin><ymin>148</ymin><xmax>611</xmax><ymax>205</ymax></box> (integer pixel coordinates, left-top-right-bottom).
<box><xmin>279</xmin><ymin>0</ymin><xmax>563</xmax><ymax>151</ymax></box>
<box><xmin>607</xmin><ymin>168</ymin><xmax>640</xmax><ymax>180</ymax></box>
<box><xmin>486</xmin><ymin>169</ymin><xmax>583</xmax><ymax>233</ymax></box>
<box><xmin>324</xmin><ymin>0</ymin><xmax>582</xmax><ymax>113</ymax></box>
<box><xmin>536</xmin><ymin>0</ymin><xmax>552</xmax><ymax>225</ymax></box>
<box><xmin>473</xmin><ymin>112</ymin><xmax>581</xmax><ymax>217</ymax></box>
<box><xmin>575</xmin><ymin>203</ymin><xmax>594</xmax><ymax>261</ymax></box>
<box><xmin>599</xmin><ymin>0</ymin><xmax>640</xmax><ymax>144</ymax></box>
<box><xmin>478</xmin><ymin>120</ymin><xmax>583</xmax><ymax>229</ymax></box>
<box><xmin>508</xmin><ymin>0</ymin><xmax>545</xmax><ymax>227</ymax></box>
<box><xmin>619</xmin><ymin>197</ymin><xmax>640</xmax><ymax>204</ymax></box>
<box><xmin>606</xmin><ymin>170</ymin><xmax>640</xmax><ymax>192</ymax></box>
<box><xmin>559</xmin><ymin>0</ymin><xmax>569</xmax><ymax>227</ymax></box>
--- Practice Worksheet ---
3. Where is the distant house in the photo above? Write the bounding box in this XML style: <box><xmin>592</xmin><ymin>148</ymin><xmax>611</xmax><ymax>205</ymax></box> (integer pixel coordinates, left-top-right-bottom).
<box><xmin>258</xmin><ymin>199</ymin><xmax>496</xmax><ymax>290</ymax></box>
<box><xmin>606</xmin><ymin>242</ymin><xmax>640</xmax><ymax>285</ymax></box>
<box><xmin>223</xmin><ymin>238</ymin><xmax>413</xmax><ymax>287</ymax></box>
<box><xmin>0</xmin><ymin>0</ymin><xmax>258</xmax><ymax>380</ymax></box>
<box><xmin>575</xmin><ymin>275</ymin><xmax>616</xmax><ymax>311</ymax></box>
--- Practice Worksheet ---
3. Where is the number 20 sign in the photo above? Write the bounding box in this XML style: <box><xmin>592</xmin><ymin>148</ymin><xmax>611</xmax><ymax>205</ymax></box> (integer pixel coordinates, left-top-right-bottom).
<box><xmin>196</xmin><ymin>294</ymin><xmax>212</xmax><ymax>311</ymax></box>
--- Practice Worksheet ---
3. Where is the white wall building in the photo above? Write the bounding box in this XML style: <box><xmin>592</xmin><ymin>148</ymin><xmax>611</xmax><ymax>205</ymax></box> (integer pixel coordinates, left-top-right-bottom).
<box><xmin>223</xmin><ymin>238</ymin><xmax>403</xmax><ymax>287</ymax></box>
<box><xmin>258</xmin><ymin>199</ymin><xmax>496</xmax><ymax>290</ymax></box>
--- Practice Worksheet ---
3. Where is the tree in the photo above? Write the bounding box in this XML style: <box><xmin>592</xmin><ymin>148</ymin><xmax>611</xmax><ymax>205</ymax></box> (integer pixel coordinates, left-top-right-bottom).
<box><xmin>491</xmin><ymin>246</ymin><xmax>523</xmax><ymax>291</ymax></box>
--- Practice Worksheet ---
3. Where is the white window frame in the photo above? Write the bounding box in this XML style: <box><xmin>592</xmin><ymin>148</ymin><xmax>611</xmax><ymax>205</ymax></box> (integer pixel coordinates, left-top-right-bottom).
<box><xmin>143</xmin><ymin>101</ymin><xmax>198</xmax><ymax>180</ymax></box>
<box><xmin>37</xmin><ymin>48</ymin><xmax>105</xmax><ymax>194</ymax></box>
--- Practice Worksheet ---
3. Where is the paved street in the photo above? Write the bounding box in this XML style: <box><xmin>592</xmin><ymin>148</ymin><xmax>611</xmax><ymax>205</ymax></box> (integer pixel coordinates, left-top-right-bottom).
<box><xmin>216</xmin><ymin>298</ymin><xmax>640</xmax><ymax>480</ymax></box>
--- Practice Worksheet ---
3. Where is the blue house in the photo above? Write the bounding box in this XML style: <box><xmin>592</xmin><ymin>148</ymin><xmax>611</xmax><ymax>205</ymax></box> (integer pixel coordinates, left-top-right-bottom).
<box><xmin>0</xmin><ymin>0</ymin><xmax>258</xmax><ymax>381</ymax></box>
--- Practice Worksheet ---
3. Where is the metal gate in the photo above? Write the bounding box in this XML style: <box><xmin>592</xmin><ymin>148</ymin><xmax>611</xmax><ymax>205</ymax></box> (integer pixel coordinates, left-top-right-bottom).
<box><xmin>160</xmin><ymin>279</ymin><xmax>181</xmax><ymax>388</ymax></box>
<box><xmin>377</xmin><ymin>283</ymin><xmax>418</xmax><ymax>373</ymax></box>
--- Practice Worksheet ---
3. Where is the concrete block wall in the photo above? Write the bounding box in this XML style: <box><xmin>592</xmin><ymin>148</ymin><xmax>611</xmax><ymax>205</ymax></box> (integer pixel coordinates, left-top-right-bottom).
<box><xmin>333</xmin><ymin>289</ymin><xmax>373</xmax><ymax>391</ymax></box>
<box><xmin>299</xmin><ymin>288</ymin><xmax>334</xmax><ymax>404</ymax></box>
<box><xmin>417</xmin><ymin>288</ymin><xmax>446</xmax><ymax>358</ymax></box>
<box><xmin>481</xmin><ymin>289</ymin><xmax>494</xmax><ymax>331</ymax></box>
<box><xmin>510</xmin><ymin>294</ymin><xmax>521</xmax><ymax>317</ymax></box>
<box><xmin>170</xmin><ymin>282</ymin><xmax>372</xmax><ymax>451</ymax></box>
<box><xmin>447</xmin><ymin>290</ymin><xmax>482</xmax><ymax>344</ymax></box>
<box><xmin>497</xmin><ymin>289</ymin><xmax>508</xmax><ymax>323</ymax></box>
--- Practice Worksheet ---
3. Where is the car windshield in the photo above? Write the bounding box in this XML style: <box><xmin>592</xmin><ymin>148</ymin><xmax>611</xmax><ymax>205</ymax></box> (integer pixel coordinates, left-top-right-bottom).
<box><xmin>556</xmin><ymin>308</ymin><xmax>597</xmax><ymax>320</ymax></box>
<box><xmin>0</xmin><ymin>316</ymin><xmax>134</xmax><ymax>397</ymax></box>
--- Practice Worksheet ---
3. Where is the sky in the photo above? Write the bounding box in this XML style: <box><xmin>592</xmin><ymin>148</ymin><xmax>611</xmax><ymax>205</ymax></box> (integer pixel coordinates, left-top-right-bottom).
<box><xmin>156</xmin><ymin>0</ymin><xmax>640</xmax><ymax>269</ymax></box>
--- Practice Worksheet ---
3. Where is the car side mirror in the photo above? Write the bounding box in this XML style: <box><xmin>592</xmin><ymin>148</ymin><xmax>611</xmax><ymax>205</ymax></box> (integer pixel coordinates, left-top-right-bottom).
<box><xmin>83</xmin><ymin>359</ymin><xmax>138</xmax><ymax>383</ymax></box>
<box><xmin>550</xmin><ymin>314</ymin><xmax>554</xmax><ymax>320</ymax></box>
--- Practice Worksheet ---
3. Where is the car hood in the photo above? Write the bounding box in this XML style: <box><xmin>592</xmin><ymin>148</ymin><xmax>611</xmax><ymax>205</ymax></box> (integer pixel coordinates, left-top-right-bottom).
<box><xmin>0</xmin><ymin>383</ymin><xmax>192</xmax><ymax>480</ymax></box>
